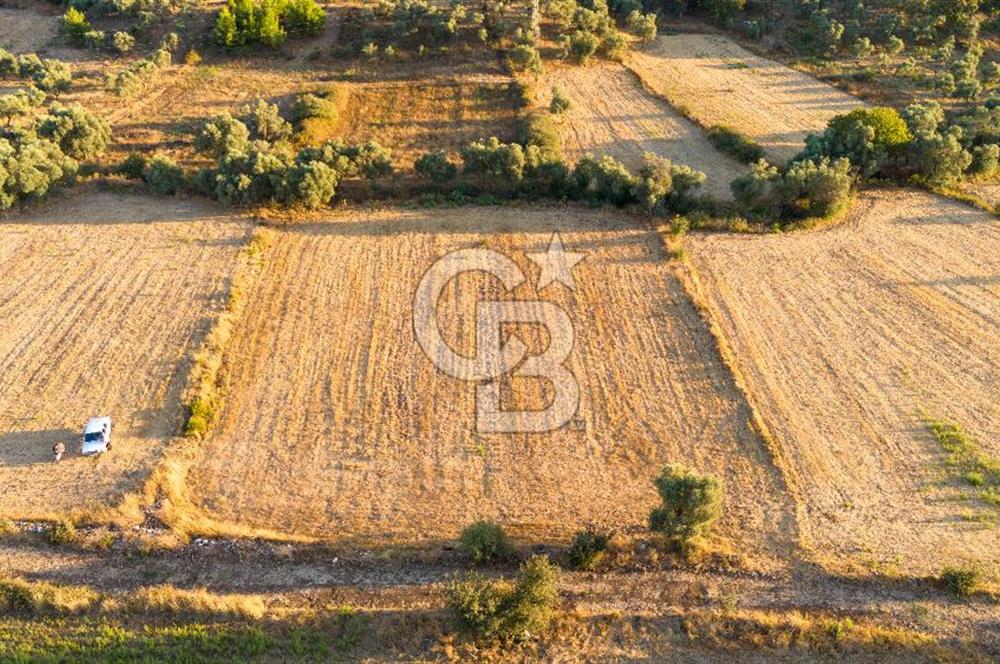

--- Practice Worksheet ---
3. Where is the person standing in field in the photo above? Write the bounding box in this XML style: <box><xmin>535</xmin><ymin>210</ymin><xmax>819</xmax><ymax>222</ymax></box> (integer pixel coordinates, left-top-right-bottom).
<box><xmin>52</xmin><ymin>441</ymin><xmax>65</xmax><ymax>463</ymax></box>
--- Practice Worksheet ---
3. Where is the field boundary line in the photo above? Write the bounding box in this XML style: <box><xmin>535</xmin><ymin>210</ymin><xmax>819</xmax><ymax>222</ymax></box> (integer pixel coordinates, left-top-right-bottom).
<box><xmin>657</xmin><ymin>226</ymin><xmax>810</xmax><ymax>557</ymax></box>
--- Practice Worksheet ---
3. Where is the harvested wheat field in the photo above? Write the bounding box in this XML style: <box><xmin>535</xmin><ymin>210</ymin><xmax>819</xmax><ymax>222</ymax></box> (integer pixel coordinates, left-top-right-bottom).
<box><xmin>0</xmin><ymin>190</ymin><xmax>252</xmax><ymax>519</ymax></box>
<box><xmin>627</xmin><ymin>34</ymin><xmax>863</xmax><ymax>164</ymax></box>
<box><xmin>539</xmin><ymin>62</ymin><xmax>746</xmax><ymax>199</ymax></box>
<box><xmin>0</xmin><ymin>7</ymin><xmax>58</xmax><ymax>53</ymax></box>
<box><xmin>183</xmin><ymin>205</ymin><xmax>794</xmax><ymax>558</ymax></box>
<box><xmin>688</xmin><ymin>191</ymin><xmax>1000</xmax><ymax>573</ymax></box>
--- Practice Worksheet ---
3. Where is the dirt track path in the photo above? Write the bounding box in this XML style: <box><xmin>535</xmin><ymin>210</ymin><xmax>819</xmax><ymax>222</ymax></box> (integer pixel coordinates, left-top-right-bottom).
<box><xmin>539</xmin><ymin>62</ymin><xmax>746</xmax><ymax>199</ymax></box>
<box><xmin>184</xmin><ymin>205</ymin><xmax>794</xmax><ymax>562</ymax></box>
<box><xmin>0</xmin><ymin>190</ymin><xmax>251</xmax><ymax>519</ymax></box>
<box><xmin>689</xmin><ymin>190</ymin><xmax>1000</xmax><ymax>574</ymax></box>
<box><xmin>626</xmin><ymin>34</ymin><xmax>864</xmax><ymax>164</ymax></box>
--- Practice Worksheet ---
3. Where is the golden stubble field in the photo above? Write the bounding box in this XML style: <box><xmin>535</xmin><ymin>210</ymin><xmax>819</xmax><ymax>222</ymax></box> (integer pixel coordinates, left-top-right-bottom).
<box><xmin>539</xmin><ymin>62</ymin><xmax>746</xmax><ymax>199</ymax></box>
<box><xmin>0</xmin><ymin>190</ymin><xmax>252</xmax><ymax>519</ymax></box>
<box><xmin>688</xmin><ymin>190</ymin><xmax>1000</xmax><ymax>573</ymax></box>
<box><xmin>626</xmin><ymin>33</ymin><xmax>864</xmax><ymax>164</ymax></box>
<box><xmin>180</xmin><ymin>205</ymin><xmax>794</xmax><ymax>558</ymax></box>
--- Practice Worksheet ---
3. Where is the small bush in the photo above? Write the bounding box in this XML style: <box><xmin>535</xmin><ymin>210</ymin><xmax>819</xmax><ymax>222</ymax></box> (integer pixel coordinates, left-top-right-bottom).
<box><xmin>775</xmin><ymin>156</ymin><xmax>853</xmax><ymax>219</ymax></box>
<box><xmin>567</xmin><ymin>529</ymin><xmax>608</xmax><ymax>570</ymax></box>
<box><xmin>572</xmin><ymin>154</ymin><xmax>636</xmax><ymax>206</ymax></box>
<box><xmin>47</xmin><ymin>519</ymin><xmax>78</xmax><ymax>546</ymax></box>
<box><xmin>461</xmin><ymin>137</ymin><xmax>526</xmax><ymax>185</ymax></box>
<box><xmin>707</xmin><ymin>125</ymin><xmax>765</xmax><ymax>163</ymax></box>
<box><xmin>568</xmin><ymin>30</ymin><xmax>599</xmax><ymax>63</ymax></box>
<box><xmin>283</xmin><ymin>0</ymin><xmax>326</xmax><ymax>36</ymax></box>
<box><xmin>447</xmin><ymin>554</ymin><xmax>558</xmax><ymax>642</ymax></box>
<box><xmin>649</xmin><ymin>464</ymin><xmax>722</xmax><ymax>544</ymax></box>
<box><xmin>626</xmin><ymin>10</ymin><xmax>657</xmax><ymax>42</ymax></box>
<box><xmin>508</xmin><ymin>44</ymin><xmax>542</xmax><ymax>75</ymax></box>
<box><xmin>118</xmin><ymin>153</ymin><xmax>150</xmax><ymax>179</ymax></box>
<box><xmin>968</xmin><ymin>143</ymin><xmax>1000</xmax><ymax>178</ymax></box>
<box><xmin>112</xmin><ymin>31</ymin><xmax>135</xmax><ymax>54</ymax></box>
<box><xmin>939</xmin><ymin>565</ymin><xmax>981</xmax><ymax>597</ymax></box>
<box><xmin>280</xmin><ymin>159</ymin><xmax>338</xmax><ymax>208</ymax></box>
<box><xmin>549</xmin><ymin>87</ymin><xmax>570</xmax><ymax>114</ymax></box>
<box><xmin>241</xmin><ymin>99</ymin><xmax>292</xmax><ymax>143</ymax></box>
<box><xmin>144</xmin><ymin>155</ymin><xmax>184</xmax><ymax>195</ymax></box>
<box><xmin>459</xmin><ymin>521</ymin><xmax>515</xmax><ymax>564</ymax></box>
<box><xmin>185</xmin><ymin>49</ymin><xmax>202</xmax><ymax>66</ymax></box>
<box><xmin>415</xmin><ymin>150</ymin><xmax>458</xmax><ymax>182</ymax></box>
<box><xmin>60</xmin><ymin>8</ymin><xmax>92</xmax><ymax>45</ymax></box>
<box><xmin>195</xmin><ymin>113</ymin><xmax>251</xmax><ymax>158</ymax></box>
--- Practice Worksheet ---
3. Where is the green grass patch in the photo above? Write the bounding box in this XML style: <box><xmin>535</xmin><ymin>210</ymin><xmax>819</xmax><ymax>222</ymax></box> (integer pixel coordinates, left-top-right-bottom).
<box><xmin>706</xmin><ymin>125</ymin><xmax>766</xmax><ymax>164</ymax></box>
<box><xmin>926</xmin><ymin>417</ymin><xmax>1000</xmax><ymax>507</ymax></box>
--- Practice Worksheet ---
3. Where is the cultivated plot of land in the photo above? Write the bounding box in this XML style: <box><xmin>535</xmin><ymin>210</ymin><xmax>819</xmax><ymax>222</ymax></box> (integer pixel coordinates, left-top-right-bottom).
<box><xmin>184</xmin><ymin>206</ymin><xmax>794</xmax><ymax>557</ymax></box>
<box><xmin>627</xmin><ymin>34</ymin><xmax>864</xmax><ymax>164</ymax></box>
<box><xmin>0</xmin><ymin>7</ymin><xmax>58</xmax><ymax>53</ymax></box>
<box><xmin>689</xmin><ymin>191</ymin><xmax>1000</xmax><ymax>573</ymax></box>
<box><xmin>0</xmin><ymin>191</ymin><xmax>251</xmax><ymax>519</ymax></box>
<box><xmin>539</xmin><ymin>62</ymin><xmax>746</xmax><ymax>199</ymax></box>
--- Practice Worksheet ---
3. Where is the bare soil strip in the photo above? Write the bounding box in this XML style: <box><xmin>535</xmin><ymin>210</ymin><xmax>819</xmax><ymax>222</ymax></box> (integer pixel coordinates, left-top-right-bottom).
<box><xmin>0</xmin><ymin>190</ymin><xmax>252</xmax><ymax>519</ymax></box>
<box><xmin>539</xmin><ymin>62</ymin><xmax>746</xmax><ymax>199</ymax></box>
<box><xmin>688</xmin><ymin>190</ymin><xmax>1000</xmax><ymax>573</ymax></box>
<box><xmin>183</xmin><ymin>205</ymin><xmax>794</xmax><ymax>560</ymax></box>
<box><xmin>0</xmin><ymin>7</ymin><xmax>58</xmax><ymax>53</ymax></box>
<box><xmin>626</xmin><ymin>33</ymin><xmax>864</xmax><ymax>164</ymax></box>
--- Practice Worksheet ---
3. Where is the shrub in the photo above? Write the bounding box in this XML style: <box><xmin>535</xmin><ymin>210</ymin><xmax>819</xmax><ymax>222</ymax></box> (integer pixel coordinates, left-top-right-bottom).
<box><xmin>572</xmin><ymin>154</ymin><xmax>636</xmax><ymax>206</ymax></box>
<box><xmin>775</xmin><ymin>156</ymin><xmax>853</xmax><ymax>219</ymax></box>
<box><xmin>887</xmin><ymin>35</ymin><xmax>905</xmax><ymax>55</ymax></box>
<box><xmin>241</xmin><ymin>99</ymin><xmax>292</xmax><ymax>143</ymax></box>
<box><xmin>352</xmin><ymin>141</ymin><xmax>393</xmax><ymax>180</ymax></box>
<box><xmin>459</xmin><ymin>520</ymin><xmax>515</xmax><ymax>563</ymax></box>
<box><xmin>47</xmin><ymin>520</ymin><xmax>77</xmax><ymax>546</ymax></box>
<box><xmin>215</xmin><ymin>6</ymin><xmax>239</xmax><ymax>46</ymax></box>
<box><xmin>195</xmin><ymin>113</ymin><xmax>251</xmax><ymax>158</ymax></box>
<box><xmin>415</xmin><ymin>150</ymin><xmax>458</xmax><ymax>182</ymax></box>
<box><xmin>184</xmin><ymin>49</ymin><xmax>202</xmax><ymax>66</ymax></box>
<box><xmin>280</xmin><ymin>159</ymin><xmax>338</xmax><ymax>208</ymax></box>
<box><xmin>699</xmin><ymin>0</ymin><xmax>744</xmax><ymax>21</ymax></box>
<box><xmin>36</xmin><ymin>103</ymin><xmax>111</xmax><ymax>160</ymax></box>
<box><xmin>508</xmin><ymin>44</ymin><xmax>542</xmax><ymax>74</ymax></box>
<box><xmin>801</xmin><ymin>107</ymin><xmax>911</xmax><ymax>178</ymax></box>
<box><xmin>447</xmin><ymin>555</ymin><xmax>559</xmax><ymax>641</ymax></box>
<box><xmin>649</xmin><ymin>464</ymin><xmax>722</xmax><ymax>544</ymax></box>
<box><xmin>105</xmin><ymin>48</ymin><xmax>171</xmax><ymax>96</ymax></box>
<box><xmin>213</xmin><ymin>146</ymin><xmax>289</xmax><ymax>205</ymax></box>
<box><xmin>283</xmin><ymin>0</ymin><xmax>326</xmax><ymax>36</ymax></box>
<box><xmin>905</xmin><ymin>126</ymin><xmax>972</xmax><ymax>186</ymax></box>
<box><xmin>517</xmin><ymin>111</ymin><xmax>562</xmax><ymax>161</ymax></box>
<box><xmin>0</xmin><ymin>88</ymin><xmax>45</xmax><ymax>126</ymax></box>
<box><xmin>0</xmin><ymin>134</ymin><xmax>79</xmax><ymax>210</ymax></box>
<box><xmin>939</xmin><ymin>565</ymin><xmax>981</xmax><ymax>597</ymax></box>
<box><xmin>144</xmin><ymin>155</ymin><xmax>184</xmax><ymax>195</ymax></box>
<box><xmin>567</xmin><ymin>529</ymin><xmax>608</xmax><ymax>570</ymax></box>
<box><xmin>626</xmin><ymin>10</ymin><xmax>657</xmax><ymax>42</ymax></box>
<box><xmin>60</xmin><ymin>8</ymin><xmax>92</xmax><ymax>45</ymax></box>
<box><xmin>549</xmin><ymin>87</ymin><xmax>570</xmax><ymax>114</ymax></box>
<box><xmin>461</xmin><ymin>137</ymin><xmax>525</xmax><ymax>185</ymax></box>
<box><xmin>112</xmin><ymin>31</ymin><xmax>135</xmax><ymax>54</ymax></box>
<box><xmin>968</xmin><ymin>143</ymin><xmax>1000</xmax><ymax>178</ymax></box>
<box><xmin>118</xmin><ymin>153</ymin><xmax>149</xmax><ymax>179</ymax></box>
<box><xmin>568</xmin><ymin>30</ymin><xmax>599</xmax><ymax>63</ymax></box>
<box><xmin>851</xmin><ymin>36</ymin><xmax>873</xmax><ymax>58</ymax></box>
<box><xmin>293</xmin><ymin>93</ymin><xmax>337</xmax><ymax>125</ymax></box>
<box><xmin>731</xmin><ymin>158</ymin><xmax>779</xmax><ymax>209</ymax></box>
<box><xmin>707</xmin><ymin>125</ymin><xmax>765</xmax><ymax>163</ymax></box>
<box><xmin>83</xmin><ymin>30</ymin><xmax>106</xmax><ymax>51</ymax></box>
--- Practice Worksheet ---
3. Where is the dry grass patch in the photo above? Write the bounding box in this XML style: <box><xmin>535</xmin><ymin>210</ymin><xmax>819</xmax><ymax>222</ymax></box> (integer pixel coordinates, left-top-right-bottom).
<box><xmin>687</xmin><ymin>190</ymin><xmax>1000</xmax><ymax>573</ymax></box>
<box><xmin>0</xmin><ymin>7</ymin><xmax>59</xmax><ymax>53</ymax></box>
<box><xmin>171</xmin><ymin>205</ymin><xmax>793</xmax><ymax>561</ymax></box>
<box><xmin>626</xmin><ymin>33</ymin><xmax>864</xmax><ymax>164</ymax></box>
<box><xmin>537</xmin><ymin>62</ymin><xmax>746</xmax><ymax>199</ymax></box>
<box><xmin>0</xmin><ymin>189</ymin><xmax>252</xmax><ymax>521</ymax></box>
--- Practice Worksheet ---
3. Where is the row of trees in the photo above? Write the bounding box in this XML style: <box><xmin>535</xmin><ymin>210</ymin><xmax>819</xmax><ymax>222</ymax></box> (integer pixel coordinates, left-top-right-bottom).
<box><xmin>447</xmin><ymin>464</ymin><xmax>722</xmax><ymax>642</ymax></box>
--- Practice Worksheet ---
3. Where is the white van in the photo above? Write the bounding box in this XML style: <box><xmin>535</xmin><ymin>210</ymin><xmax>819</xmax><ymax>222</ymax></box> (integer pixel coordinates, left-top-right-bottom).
<box><xmin>80</xmin><ymin>416</ymin><xmax>111</xmax><ymax>456</ymax></box>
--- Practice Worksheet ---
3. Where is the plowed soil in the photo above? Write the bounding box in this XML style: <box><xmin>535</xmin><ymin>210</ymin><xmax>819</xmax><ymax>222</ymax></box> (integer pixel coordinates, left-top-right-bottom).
<box><xmin>184</xmin><ymin>205</ymin><xmax>794</xmax><ymax>558</ymax></box>
<box><xmin>626</xmin><ymin>33</ymin><xmax>864</xmax><ymax>164</ymax></box>
<box><xmin>688</xmin><ymin>190</ymin><xmax>1000</xmax><ymax>573</ymax></box>
<box><xmin>0</xmin><ymin>190</ymin><xmax>252</xmax><ymax>519</ymax></box>
<box><xmin>539</xmin><ymin>62</ymin><xmax>746</xmax><ymax>199</ymax></box>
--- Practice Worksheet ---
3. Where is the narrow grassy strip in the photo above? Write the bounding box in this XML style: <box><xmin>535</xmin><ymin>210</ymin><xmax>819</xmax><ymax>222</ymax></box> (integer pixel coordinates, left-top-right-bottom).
<box><xmin>926</xmin><ymin>417</ymin><xmax>1000</xmax><ymax>506</ymax></box>
<box><xmin>706</xmin><ymin>125</ymin><xmax>766</xmax><ymax>164</ymax></box>
<box><xmin>185</xmin><ymin>228</ymin><xmax>274</xmax><ymax>439</ymax></box>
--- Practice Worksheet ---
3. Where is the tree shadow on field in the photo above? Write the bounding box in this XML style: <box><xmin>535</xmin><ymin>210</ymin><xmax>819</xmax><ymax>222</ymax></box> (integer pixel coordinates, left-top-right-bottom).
<box><xmin>0</xmin><ymin>428</ymin><xmax>76</xmax><ymax>466</ymax></box>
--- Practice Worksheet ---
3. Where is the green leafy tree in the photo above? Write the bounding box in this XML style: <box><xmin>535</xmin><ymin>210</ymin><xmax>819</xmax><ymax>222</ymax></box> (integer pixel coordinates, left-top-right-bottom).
<box><xmin>649</xmin><ymin>464</ymin><xmax>723</xmax><ymax>544</ymax></box>
<box><xmin>195</xmin><ymin>113</ymin><xmax>251</xmax><ymax>159</ymax></box>
<box><xmin>60</xmin><ymin>8</ymin><xmax>92</xmax><ymax>45</ymax></box>
<box><xmin>459</xmin><ymin>521</ymin><xmax>515</xmax><ymax>564</ymax></box>
<box><xmin>215</xmin><ymin>6</ymin><xmax>238</xmax><ymax>46</ymax></box>
<box><xmin>36</xmin><ymin>103</ymin><xmax>111</xmax><ymax>160</ymax></box>
<box><xmin>415</xmin><ymin>150</ymin><xmax>458</xmax><ymax>182</ymax></box>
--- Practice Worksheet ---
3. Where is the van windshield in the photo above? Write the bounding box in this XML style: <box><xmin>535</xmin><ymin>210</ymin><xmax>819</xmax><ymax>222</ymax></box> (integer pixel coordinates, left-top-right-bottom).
<box><xmin>83</xmin><ymin>431</ymin><xmax>105</xmax><ymax>442</ymax></box>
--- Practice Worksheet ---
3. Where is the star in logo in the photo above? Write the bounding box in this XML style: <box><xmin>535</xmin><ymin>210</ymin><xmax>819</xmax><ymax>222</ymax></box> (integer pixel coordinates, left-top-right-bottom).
<box><xmin>528</xmin><ymin>232</ymin><xmax>584</xmax><ymax>291</ymax></box>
